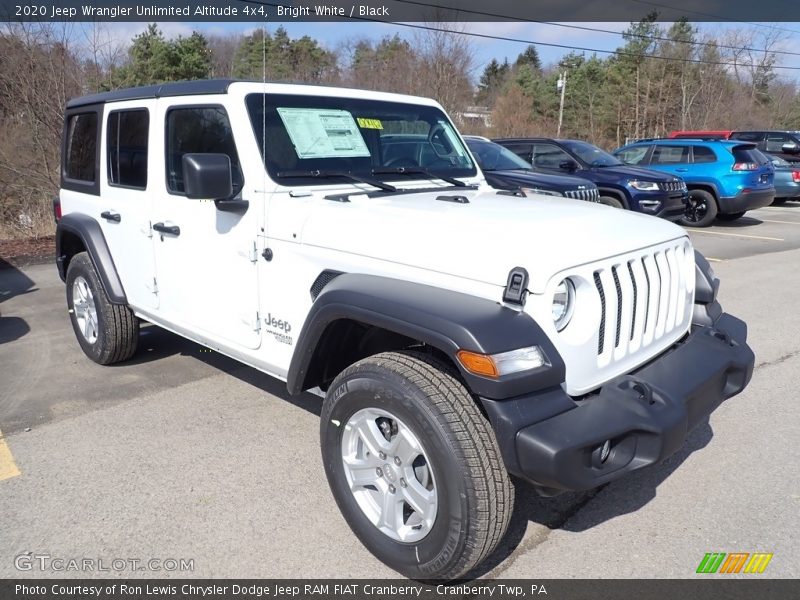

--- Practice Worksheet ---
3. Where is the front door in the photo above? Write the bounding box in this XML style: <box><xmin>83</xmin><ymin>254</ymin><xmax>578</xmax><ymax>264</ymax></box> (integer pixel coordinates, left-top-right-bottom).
<box><xmin>150</xmin><ymin>102</ymin><xmax>261</xmax><ymax>350</ymax></box>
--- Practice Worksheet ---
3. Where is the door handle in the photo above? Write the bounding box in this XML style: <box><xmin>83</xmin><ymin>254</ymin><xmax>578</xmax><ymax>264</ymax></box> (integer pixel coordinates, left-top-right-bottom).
<box><xmin>152</xmin><ymin>222</ymin><xmax>180</xmax><ymax>236</ymax></box>
<box><xmin>100</xmin><ymin>210</ymin><xmax>121</xmax><ymax>223</ymax></box>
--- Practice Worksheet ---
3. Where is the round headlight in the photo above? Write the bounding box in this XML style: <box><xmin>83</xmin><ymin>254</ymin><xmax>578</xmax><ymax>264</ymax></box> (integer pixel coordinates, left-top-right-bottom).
<box><xmin>552</xmin><ymin>278</ymin><xmax>576</xmax><ymax>331</ymax></box>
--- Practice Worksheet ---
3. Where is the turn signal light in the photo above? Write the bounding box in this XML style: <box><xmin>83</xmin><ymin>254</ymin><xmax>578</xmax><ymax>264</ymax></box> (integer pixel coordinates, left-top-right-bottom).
<box><xmin>456</xmin><ymin>350</ymin><xmax>499</xmax><ymax>378</ymax></box>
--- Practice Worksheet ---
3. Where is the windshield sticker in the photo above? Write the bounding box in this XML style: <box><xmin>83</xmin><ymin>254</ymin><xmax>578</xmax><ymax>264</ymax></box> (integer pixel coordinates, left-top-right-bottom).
<box><xmin>277</xmin><ymin>108</ymin><xmax>371</xmax><ymax>159</ymax></box>
<box><xmin>357</xmin><ymin>118</ymin><xmax>383</xmax><ymax>130</ymax></box>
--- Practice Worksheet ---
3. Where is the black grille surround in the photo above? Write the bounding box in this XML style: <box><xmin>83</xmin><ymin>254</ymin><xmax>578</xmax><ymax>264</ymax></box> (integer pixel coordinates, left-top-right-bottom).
<box><xmin>594</xmin><ymin>272</ymin><xmax>606</xmax><ymax>355</ymax></box>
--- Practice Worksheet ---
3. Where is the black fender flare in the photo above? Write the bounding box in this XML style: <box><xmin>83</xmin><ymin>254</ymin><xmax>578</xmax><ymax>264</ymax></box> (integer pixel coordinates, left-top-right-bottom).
<box><xmin>287</xmin><ymin>274</ymin><xmax>565</xmax><ymax>400</ymax></box>
<box><xmin>56</xmin><ymin>213</ymin><xmax>127</xmax><ymax>305</ymax></box>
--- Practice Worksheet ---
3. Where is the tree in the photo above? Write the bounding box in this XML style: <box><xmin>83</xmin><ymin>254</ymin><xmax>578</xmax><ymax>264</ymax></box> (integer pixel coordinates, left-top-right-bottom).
<box><xmin>475</xmin><ymin>58</ymin><xmax>510</xmax><ymax>107</ymax></box>
<box><xmin>232</xmin><ymin>27</ymin><xmax>337</xmax><ymax>83</ymax></box>
<box><xmin>515</xmin><ymin>45</ymin><xmax>542</xmax><ymax>73</ymax></box>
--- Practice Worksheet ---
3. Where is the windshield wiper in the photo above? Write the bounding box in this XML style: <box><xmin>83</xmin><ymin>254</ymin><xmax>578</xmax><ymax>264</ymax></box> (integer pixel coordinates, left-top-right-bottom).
<box><xmin>276</xmin><ymin>169</ymin><xmax>397</xmax><ymax>192</ymax></box>
<box><xmin>372</xmin><ymin>166</ymin><xmax>467</xmax><ymax>187</ymax></box>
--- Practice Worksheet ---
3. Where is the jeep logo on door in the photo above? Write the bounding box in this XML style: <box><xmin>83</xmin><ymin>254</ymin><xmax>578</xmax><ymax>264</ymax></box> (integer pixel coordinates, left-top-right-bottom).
<box><xmin>264</xmin><ymin>313</ymin><xmax>293</xmax><ymax>345</ymax></box>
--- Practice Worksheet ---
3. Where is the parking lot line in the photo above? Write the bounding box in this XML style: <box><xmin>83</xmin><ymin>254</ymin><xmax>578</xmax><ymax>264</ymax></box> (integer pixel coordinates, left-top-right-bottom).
<box><xmin>0</xmin><ymin>429</ymin><xmax>21</xmax><ymax>481</ymax></box>
<box><xmin>706</xmin><ymin>258</ymin><xmax>723</xmax><ymax>262</ymax></box>
<box><xmin>760</xmin><ymin>219</ymin><xmax>800</xmax><ymax>226</ymax></box>
<box><xmin>687</xmin><ymin>230</ymin><xmax>784</xmax><ymax>242</ymax></box>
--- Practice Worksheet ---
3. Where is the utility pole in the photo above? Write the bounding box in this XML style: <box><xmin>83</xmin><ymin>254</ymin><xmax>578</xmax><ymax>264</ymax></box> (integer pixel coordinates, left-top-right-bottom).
<box><xmin>557</xmin><ymin>70</ymin><xmax>567</xmax><ymax>138</ymax></box>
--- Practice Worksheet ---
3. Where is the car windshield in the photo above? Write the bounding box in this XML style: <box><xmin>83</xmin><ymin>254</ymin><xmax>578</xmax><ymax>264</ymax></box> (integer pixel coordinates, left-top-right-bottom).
<box><xmin>465</xmin><ymin>139</ymin><xmax>533</xmax><ymax>171</ymax></box>
<box><xmin>245</xmin><ymin>93</ymin><xmax>476</xmax><ymax>187</ymax></box>
<box><xmin>562</xmin><ymin>140</ymin><xmax>623</xmax><ymax>167</ymax></box>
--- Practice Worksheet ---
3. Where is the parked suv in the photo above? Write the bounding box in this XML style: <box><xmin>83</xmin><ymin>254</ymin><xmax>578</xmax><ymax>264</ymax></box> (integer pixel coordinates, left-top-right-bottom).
<box><xmin>494</xmin><ymin>137</ymin><xmax>688</xmax><ymax>220</ymax></box>
<box><xmin>55</xmin><ymin>80</ymin><xmax>754</xmax><ymax>580</ymax></box>
<box><xmin>614</xmin><ymin>139</ymin><xmax>775</xmax><ymax>227</ymax></box>
<box><xmin>463</xmin><ymin>136</ymin><xmax>600</xmax><ymax>201</ymax></box>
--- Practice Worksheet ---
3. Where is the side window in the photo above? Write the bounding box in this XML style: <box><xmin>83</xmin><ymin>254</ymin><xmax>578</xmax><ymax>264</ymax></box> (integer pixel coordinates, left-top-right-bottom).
<box><xmin>731</xmin><ymin>132</ymin><xmax>763</xmax><ymax>142</ymax></box>
<box><xmin>502</xmin><ymin>144</ymin><xmax>533</xmax><ymax>163</ymax></box>
<box><xmin>765</xmin><ymin>133</ymin><xmax>788</xmax><ymax>153</ymax></box>
<box><xmin>65</xmin><ymin>113</ymin><xmax>98</xmax><ymax>182</ymax></box>
<box><xmin>107</xmin><ymin>109</ymin><xmax>149</xmax><ymax>189</ymax></box>
<box><xmin>616</xmin><ymin>146</ymin><xmax>650</xmax><ymax>165</ymax></box>
<box><xmin>652</xmin><ymin>145</ymin><xmax>689</xmax><ymax>164</ymax></box>
<box><xmin>692</xmin><ymin>146</ymin><xmax>717</xmax><ymax>163</ymax></box>
<box><xmin>166</xmin><ymin>106</ymin><xmax>242</xmax><ymax>194</ymax></box>
<box><xmin>532</xmin><ymin>144</ymin><xmax>573</xmax><ymax>169</ymax></box>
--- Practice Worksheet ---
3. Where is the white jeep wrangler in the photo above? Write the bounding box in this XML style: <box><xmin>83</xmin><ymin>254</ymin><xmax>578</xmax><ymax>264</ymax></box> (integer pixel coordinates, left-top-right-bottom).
<box><xmin>55</xmin><ymin>80</ymin><xmax>754</xmax><ymax>580</ymax></box>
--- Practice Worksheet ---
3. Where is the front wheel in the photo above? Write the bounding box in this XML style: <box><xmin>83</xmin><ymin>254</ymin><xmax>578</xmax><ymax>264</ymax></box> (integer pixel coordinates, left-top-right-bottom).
<box><xmin>320</xmin><ymin>351</ymin><xmax>513</xmax><ymax>580</ymax></box>
<box><xmin>680</xmin><ymin>189</ymin><xmax>718</xmax><ymax>227</ymax></box>
<box><xmin>599</xmin><ymin>195</ymin><xmax>624</xmax><ymax>209</ymax></box>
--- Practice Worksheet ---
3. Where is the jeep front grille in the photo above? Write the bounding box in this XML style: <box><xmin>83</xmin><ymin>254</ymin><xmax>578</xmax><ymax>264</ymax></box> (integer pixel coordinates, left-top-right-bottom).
<box><xmin>592</xmin><ymin>241</ymin><xmax>691</xmax><ymax>367</ymax></box>
<box><xmin>565</xmin><ymin>188</ymin><xmax>600</xmax><ymax>202</ymax></box>
<box><xmin>660</xmin><ymin>181</ymin><xmax>686</xmax><ymax>193</ymax></box>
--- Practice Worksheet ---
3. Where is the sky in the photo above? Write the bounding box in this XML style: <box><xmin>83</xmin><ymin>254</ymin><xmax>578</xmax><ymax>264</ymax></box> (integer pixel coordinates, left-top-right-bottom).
<box><xmin>94</xmin><ymin>20</ymin><xmax>800</xmax><ymax>81</ymax></box>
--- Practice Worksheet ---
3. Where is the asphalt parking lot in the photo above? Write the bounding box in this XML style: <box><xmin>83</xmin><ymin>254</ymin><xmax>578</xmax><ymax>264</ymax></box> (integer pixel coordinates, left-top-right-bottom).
<box><xmin>1</xmin><ymin>203</ymin><xmax>799</xmax><ymax>579</ymax></box>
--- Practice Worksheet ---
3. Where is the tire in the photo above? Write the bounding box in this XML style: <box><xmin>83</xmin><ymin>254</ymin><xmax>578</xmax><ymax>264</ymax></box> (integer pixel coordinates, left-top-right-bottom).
<box><xmin>680</xmin><ymin>189</ymin><xmax>718</xmax><ymax>227</ymax></box>
<box><xmin>320</xmin><ymin>351</ymin><xmax>513</xmax><ymax>580</ymax></box>
<box><xmin>66</xmin><ymin>252</ymin><xmax>139</xmax><ymax>365</ymax></box>
<box><xmin>599</xmin><ymin>195</ymin><xmax>624</xmax><ymax>209</ymax></box>
<box><xmin>717</xmin><ymin>212</ymin><xmax>746</xmax><ymax>221</ymax></box>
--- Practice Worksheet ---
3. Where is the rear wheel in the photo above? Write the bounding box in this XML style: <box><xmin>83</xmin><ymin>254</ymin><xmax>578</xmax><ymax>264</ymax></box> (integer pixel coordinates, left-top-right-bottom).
<box><xmin>320</xmin><ymin>351</ymin><xmax>513</xmax><ymax>580</ymax></box>
<box><xmin>599</xmin><ymin>195</ymin><xmax>624</xmax><ymax>209</ymax></box>
<box><xmin>66</xmin><ymin>252</ymin><xmax>139</xmax><ymax>365</ymax></box>
<box><xmin>717</xmin><ymin>212</ymin><xmax>746</xmax><ymax>221</ymax></box>
<box><xmin>680</xmin><ymin>189</ymin><xmax>718</xmax><ymax>227</ymax></box>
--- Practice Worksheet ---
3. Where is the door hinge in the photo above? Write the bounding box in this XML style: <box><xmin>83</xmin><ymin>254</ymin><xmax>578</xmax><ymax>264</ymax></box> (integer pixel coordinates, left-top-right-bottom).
<box><xmin>249</xmin><ymin>242</ymin><xmax>258</xmax><ymax>263</ymax></box>
<box><xmin>146</xmin><ymin>277</ymin><xmax>158</xmax><ymax>295</ymax></box>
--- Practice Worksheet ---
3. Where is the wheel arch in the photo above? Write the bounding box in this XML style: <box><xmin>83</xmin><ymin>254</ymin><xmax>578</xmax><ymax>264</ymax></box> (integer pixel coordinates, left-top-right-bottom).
<box><xmin>597</xmin><ymin>187</ymin><xmax>630</xmax><ymax>209</ymax></box>
<box><xmin>287</xmin><ymin>274</ymin><xmax>565</xmax><ymax>400</ymax></box>
<box><xmin>56</xmin><ymin>212</ymin><xmax>127</xmax><ymax>304</ymax></box>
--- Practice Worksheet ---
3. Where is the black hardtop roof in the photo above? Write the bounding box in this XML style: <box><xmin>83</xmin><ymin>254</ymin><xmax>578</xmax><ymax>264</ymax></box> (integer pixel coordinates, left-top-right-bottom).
<box><xmin>66</xmin><ymin>79</ymin><xmax>244</xmax><ymax>109</ymax></box>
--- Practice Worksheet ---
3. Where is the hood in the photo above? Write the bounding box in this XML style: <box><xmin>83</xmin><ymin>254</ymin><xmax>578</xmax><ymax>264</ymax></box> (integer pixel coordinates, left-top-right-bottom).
<box><xmin>299</xmin><ymin>188</ymin><xmax>687</xmax><ymax>294</ymax></box>
<box><xmin>485</xmin><ymin>169</ymin><xmax>597</xmax><ymax>191</ymax></box>
<box><xmin>585</xmin><ymin>164</ymin><xmax>681</xmax><ymax>183</ymax></box>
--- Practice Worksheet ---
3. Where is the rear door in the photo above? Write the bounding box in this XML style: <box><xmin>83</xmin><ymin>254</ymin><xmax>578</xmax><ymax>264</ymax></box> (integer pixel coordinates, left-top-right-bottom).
<box><xmin>98</xmin><ymin>104</ymin><xmax>158</xmax><ymax>309</ymax></box>
<box><xmin>149</xmin><ymin>101</ymin><xmax>261</xmax><ymax>350</ymax></box>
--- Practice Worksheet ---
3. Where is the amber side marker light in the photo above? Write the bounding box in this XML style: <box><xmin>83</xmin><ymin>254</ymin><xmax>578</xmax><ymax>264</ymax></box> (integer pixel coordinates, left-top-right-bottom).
<box><xmin>457</xmin><ymin>346</ymin><xmax>547</xmax><ymax>378</ymax></box>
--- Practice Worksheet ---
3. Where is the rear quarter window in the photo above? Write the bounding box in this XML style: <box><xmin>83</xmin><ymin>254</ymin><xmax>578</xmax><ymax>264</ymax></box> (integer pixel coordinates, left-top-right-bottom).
<box><xmin>692</xmin><ymin>146</ymin><xmax>717</xmax><ymax>163</ymax></box>
<box><xmin>64</xmin><ymin>113</ymin><xmax>98</xmax><ymax>182</ymax></box>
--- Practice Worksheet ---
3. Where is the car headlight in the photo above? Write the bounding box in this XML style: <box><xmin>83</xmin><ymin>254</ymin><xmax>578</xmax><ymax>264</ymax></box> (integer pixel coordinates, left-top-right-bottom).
<box><xmin>456</xmin><ymin>346</ymin><xmax>547</xmax><ymax>378</ymax></box>
<box><xmin>553</xmin><ymin>278</ymin><xmax>576</xmax><ymax>331</ymax></box>
<box><xmin>628</xmin><ymin>180</ymin><xmax>660</xmax><ymax>191</ymax></box>
<box><xmin>520</xmin><ymin>187</ymin><xmax>565</xmax><ymax>197</ymax></box>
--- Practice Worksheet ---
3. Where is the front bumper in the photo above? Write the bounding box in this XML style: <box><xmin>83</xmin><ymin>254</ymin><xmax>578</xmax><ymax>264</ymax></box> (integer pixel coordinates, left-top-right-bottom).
<box><xmin>633</xmin><ymin>190</ymin><xmax>688</xmax><ymax>221</ymax></box>
<box><xmin>481</xmin><ymin>313</ymin><xmax>754</xmax><ymax>495</ymax></box>
<box><xmin>720</xmin><ymin>188</ymin><xmax>774</xmax><ymax>213</ymax></box>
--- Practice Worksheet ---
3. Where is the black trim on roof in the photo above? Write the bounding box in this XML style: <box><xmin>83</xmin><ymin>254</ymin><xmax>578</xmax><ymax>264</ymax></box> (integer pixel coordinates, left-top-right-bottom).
<box><xmin>66</xmin><ymin>79</ymin><xmax>245</xmax><ymax>109</ymax></box>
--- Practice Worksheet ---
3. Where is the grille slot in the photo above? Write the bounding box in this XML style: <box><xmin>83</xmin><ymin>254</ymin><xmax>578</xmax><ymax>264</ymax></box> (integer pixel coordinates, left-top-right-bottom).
<box><xmin>594</xmin><ymin>271</ymin><xmax>605</xmax><ymax>355</ymax></box>
<box><xmin>627</xmin><ymin>261</ymin><xmax>638</xmax><ymax>341</ymax></box>
<box><xmin>612</xmin><ymin>267</ymin><xmax>623</xmax><ymax>348</ymax></box>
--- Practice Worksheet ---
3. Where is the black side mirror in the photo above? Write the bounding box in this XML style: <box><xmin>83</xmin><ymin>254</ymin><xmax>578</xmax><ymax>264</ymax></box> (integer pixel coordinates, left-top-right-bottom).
<box><xmin>182</xmin><ymin>154</ymin><xmax>249</xmax><ymax>213</ymax></box>
<box><xmin>781</xmin><ymin>142</ymin><xmax>800</xmax><ymax>154</ymax></box>
<box><xmin>559</xmin><ymin>160</ymin><xmax>578</xmax><ymax>171</ymax></box>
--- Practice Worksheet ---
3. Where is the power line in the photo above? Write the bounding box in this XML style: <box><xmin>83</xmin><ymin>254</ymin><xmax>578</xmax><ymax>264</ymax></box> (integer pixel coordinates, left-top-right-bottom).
<box><xmin>239</xmin><ymin>0</ymin><xmax>800</xmax><ymax>72</ymax></box>
<box><xmin>389</xmin><ymin>0</ymin><xmax>800</xmax><ymax>59</ymax></box>
<box><xmin>628</xmin><ymin>0</ymin><xmax>800</xmax><ymax>37</ymax></box>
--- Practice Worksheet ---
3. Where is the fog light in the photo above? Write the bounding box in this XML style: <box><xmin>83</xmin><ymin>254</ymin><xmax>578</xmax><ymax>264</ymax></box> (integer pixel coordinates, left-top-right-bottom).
<box><xmin>599</xmin><ymin>439</ymin><xmax>611</xmax><ymax>463</ymax></box>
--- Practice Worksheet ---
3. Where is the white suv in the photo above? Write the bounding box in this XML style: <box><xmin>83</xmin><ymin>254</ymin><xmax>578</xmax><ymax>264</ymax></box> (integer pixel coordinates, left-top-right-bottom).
<box><xmin>56</xmin><ymin>80</ymin><xmax>754</xmax><ymax>579</ymax></box>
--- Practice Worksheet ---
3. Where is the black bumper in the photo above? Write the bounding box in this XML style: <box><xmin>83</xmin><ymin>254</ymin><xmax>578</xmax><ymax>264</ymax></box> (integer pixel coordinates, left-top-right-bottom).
<box><xmin>481</xmin><ymin>313</ymin><xmax>754</xmax><ymax>495</ymax></box>
<box><xmin>719</xmin><ymin>189</ymin><xmax>774</xmax><ymax>214</ymax></box>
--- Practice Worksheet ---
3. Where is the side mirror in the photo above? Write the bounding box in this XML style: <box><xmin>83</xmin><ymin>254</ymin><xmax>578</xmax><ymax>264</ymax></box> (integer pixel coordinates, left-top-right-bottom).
<box><xmin>182</xmin><ymin>153</ymin><xmax>248</xmax><ymax>213</ymax></box>
<box><xmin>781</xmin><ymin>142</ymin><xmax>800</xmax><ymax>154</ymax></box>
<box><xmin>559</xmin><ymin>160</ymin><xmax>578</xmax><ymax>171</ymax></box>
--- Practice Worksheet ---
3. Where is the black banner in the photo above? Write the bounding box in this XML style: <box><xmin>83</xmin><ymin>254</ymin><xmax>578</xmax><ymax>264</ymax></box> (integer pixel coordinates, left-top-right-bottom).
<box><xmin>1</xmin><ymin>0</ymin><xmax>799</xmax><ymax>23</ymax></box>
<box><xmin>2</xmin><ymin>580</ymin><xmax>800</xmax><ymax>600</ymax></box>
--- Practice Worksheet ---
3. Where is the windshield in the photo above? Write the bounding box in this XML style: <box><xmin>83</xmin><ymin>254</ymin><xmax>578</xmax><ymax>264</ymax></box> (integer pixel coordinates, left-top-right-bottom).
<box><xmin>561</xmin><ymin>140</ymin><xmax>623</xmax><ymax>167</ymax></box>
<box><xmin>245</xmin><ymin>94</ymin><xmax>476</xmax><ymax>187</ymax></box>
<box><xmin>465</xmin><ymin>139</ymin><xmax>533</xmax><ymax>171</ymax></box>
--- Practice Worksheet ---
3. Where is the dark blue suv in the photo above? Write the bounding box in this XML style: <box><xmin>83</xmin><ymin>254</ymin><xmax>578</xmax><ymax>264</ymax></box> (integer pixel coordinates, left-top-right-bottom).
<box><xmin>494</xmin><ymin>138</ymin><xmax>688</xmax><ymax>221</ymax></box>
<box><xmin>614</xmin><ymin>139</ymin><xmax>775</xmax><ymax>227</ymax></box>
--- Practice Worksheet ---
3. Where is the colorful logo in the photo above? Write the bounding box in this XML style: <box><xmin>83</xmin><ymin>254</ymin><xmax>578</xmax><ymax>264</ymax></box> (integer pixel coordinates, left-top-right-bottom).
<box><xmin>696</xmin><ymin>552</ymin><xmax>773</xmax><ymax>574</ymax></box>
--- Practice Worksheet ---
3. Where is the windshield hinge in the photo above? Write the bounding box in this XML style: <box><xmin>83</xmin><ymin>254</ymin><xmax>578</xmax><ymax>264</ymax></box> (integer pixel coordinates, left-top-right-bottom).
<box><xmin>503</xmin><ymin>267</ymin><xmax>529</xmax><ymax>307</ymax></box>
